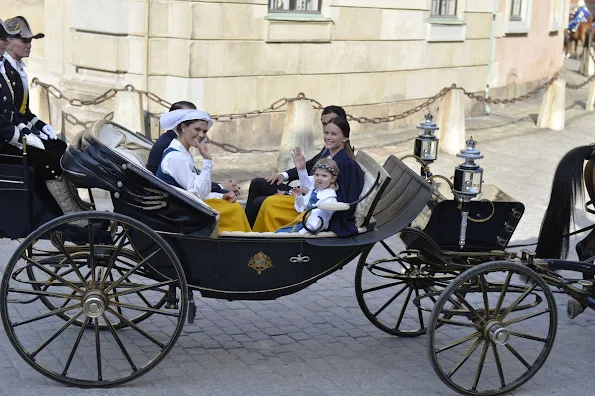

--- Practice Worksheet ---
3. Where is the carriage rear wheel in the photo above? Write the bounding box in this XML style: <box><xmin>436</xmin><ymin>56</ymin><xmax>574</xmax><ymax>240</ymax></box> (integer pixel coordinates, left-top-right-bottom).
<box><xmin>1</xmin><ymin>211</ymin><xmax>188</xmax><ymax>387</ymax></box>
<box><xmin>427</xmin><ymin>261</ymin><xmax>557</xmax><ymax>396</ymax></box>
<box><xmin>355</xmin><ymin>241</ymin><xmax>456</xmax><ymax>337</ymax></box>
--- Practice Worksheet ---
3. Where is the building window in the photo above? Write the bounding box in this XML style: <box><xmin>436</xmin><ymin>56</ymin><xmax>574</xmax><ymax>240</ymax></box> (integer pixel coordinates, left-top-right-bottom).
<box><xmin>431</xmin><ymin>0</ymin><xmax>458</xmax><ymax>17</ymax></box>
<box><xmin>269</xmin><ymin>0</ymin><xmax>321</xmax><ymax>12</ymax></box>
<box><xmin>549</xmin><ymin>0</ymin><xmax>565</xmax><ymax>32</ymax></box>
<box><xmin>504</xmin><ymin>0</ymin><xmax>533</xmax><ymax>34</ymax></box>
<box><xmin>510</xmin><ymin>0</ymin><xmax>523</xmax><ymax>21</ymax></box>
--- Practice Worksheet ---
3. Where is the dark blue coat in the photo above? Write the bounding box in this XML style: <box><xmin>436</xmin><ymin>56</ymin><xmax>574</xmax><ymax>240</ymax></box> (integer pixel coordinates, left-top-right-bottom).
<box><xmin>3</xmin><ymin>60</ymin><xmax>46</xmax><ymax>132</ymax></box>
<box><xmin>146</xmin><ymin>130</ymin><xmax>227</xmax><ymax>193</ymax></box>
<box><xmin>328</xmin><ymin>149</ymin><xmax>364</xmax><ymax>237</ymax></box>
<box><xmin>0</xmin><ymin>63</ymin><xmax>19</xmax><ymax>144</ymax></box>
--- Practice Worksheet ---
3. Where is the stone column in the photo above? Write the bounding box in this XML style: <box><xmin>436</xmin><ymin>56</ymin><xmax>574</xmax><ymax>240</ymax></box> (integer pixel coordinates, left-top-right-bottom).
<box><xmin>29</xmin><ymin>84</ymin><xmax>51</xmax><ymax>126</ymax></box>
<box><xmin>113</xmin><ymin>91</ymin><xmax>145</xmax><ymax>135</ymax></box>
<box><xmin>437</xmin><ymin>89</ymin><xmax>466</xmax><ymax>155</ymax></box>
<box><xmin>277</xmin><ymin>99</ymin><xmax>315</xmax><ymax>173</ymax></box>
<box><xmin>587</xmin><ymin>80</ymin><xmax>595</xmax><ymax>111</ymax></box>
<box><xmin>580</xmin><ymin>49</ymin><xmax>595</xmax><ymax>76</ymax></box>
<box><xmin>536</xmin><ymin>79</ymin><xmax>566</xmax><ymax>131</ymax></box>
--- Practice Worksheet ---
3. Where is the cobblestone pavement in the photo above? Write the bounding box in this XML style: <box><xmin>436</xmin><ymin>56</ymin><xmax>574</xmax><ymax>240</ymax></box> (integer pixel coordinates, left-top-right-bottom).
<box><xmin>2</xmin><ymin>101</ymin><xmax>595</xmax><ymax>396</ymax></box>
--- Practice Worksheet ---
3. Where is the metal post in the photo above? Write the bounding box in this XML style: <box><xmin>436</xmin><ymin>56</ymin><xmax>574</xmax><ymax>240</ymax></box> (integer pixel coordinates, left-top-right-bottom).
<box><xmin>22</xmin><ymin>137</ymin><xmax>33</xmax><ymax>241</ymax></box>
<box><xmin>484</xmin><ymin>0</ymin><xmax>499</xmax><ymax>115</ymax></box>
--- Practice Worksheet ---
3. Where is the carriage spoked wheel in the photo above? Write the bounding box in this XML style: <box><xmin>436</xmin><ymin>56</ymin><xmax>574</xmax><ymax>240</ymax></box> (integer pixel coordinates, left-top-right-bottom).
<box><xmin>427</xmin><ymin>261</ymin><xmax>557</xmax><ymax>396</ymax></box>
<box><xmin>1</xmin><ymin>211</ymin><xmax>188</xmax><ymax>387</ymax></box>
<box><xmin>26</xmin><ymin>231</ymin><xmax>169</xmax><ymax>330</ymax></box>
<box><xmin>355</xmin><ymin>241</ymin><xmax>456</xmax><ymax>337</ymax></box>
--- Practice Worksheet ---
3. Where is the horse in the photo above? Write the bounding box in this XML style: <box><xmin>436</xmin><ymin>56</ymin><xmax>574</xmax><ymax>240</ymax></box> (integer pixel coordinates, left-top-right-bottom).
<box><xmin>564</xmin><ymin>13</ymin><xmax>594</xmax><ymax>59</ymax></box>
<box><xmin>536</xmin><ymin>145</ymin><xmax>595</xmax><ymax>260</ymax></box>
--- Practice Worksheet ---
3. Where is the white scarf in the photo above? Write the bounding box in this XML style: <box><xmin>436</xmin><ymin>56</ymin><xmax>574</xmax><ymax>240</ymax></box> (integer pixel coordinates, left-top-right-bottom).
<box><xmin>160</xmin><ymin>109</ymin><xmax>213</xmax><ymax>132</ymax></box>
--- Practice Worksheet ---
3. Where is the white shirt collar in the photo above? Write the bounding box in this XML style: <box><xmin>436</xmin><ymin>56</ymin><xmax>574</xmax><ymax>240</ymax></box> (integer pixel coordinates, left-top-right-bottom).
<box><xmin>3</xmin><ymin>52</ymin><xmax>25</xmax><ymax>72</ymax></box>
<box><xmin>168</xmin><ymin>138</ymin><xmax>191</xmax><ymax>156</ymax></box>
<box><xmin>314</xmin><ymin>188</ymin><xmax>336</xmax><ymax>198</ymax></box>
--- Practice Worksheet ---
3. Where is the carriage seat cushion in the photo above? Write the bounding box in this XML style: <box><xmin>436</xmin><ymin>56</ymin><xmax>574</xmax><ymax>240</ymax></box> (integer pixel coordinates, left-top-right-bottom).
<box><xmin>219</xmin><ymin>226</ymin><xmax>368</xmax><ymax>238</ymax></box>
<box><xmin>96</xmin><ymin>123</ymin><xmax>152</xmax><ymax>168</ymax></box>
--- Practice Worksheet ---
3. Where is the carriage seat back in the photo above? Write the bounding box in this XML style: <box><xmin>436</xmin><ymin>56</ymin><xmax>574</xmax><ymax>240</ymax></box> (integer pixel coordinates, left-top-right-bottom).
<box><xmin>354</xmin><ymin>150</ymin><xmax>391</xmax><ymax>229</ymax></box>
<box><xmin>372</xmin><ymin>155</ymin><xmax>434</xmax><ymax>230</ymax></box>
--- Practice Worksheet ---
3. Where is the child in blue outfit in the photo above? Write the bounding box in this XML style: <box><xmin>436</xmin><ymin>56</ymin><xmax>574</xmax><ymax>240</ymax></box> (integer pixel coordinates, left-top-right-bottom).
<box><xmin>276</xmin><ymin>157</ymin><xmax>340</xmax><ymax>235</ymax></box>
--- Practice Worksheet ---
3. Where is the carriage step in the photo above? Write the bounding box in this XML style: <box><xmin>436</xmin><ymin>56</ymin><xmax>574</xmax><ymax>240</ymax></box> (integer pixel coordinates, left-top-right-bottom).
<box><xmin>567</xmin><ymin>299</ymin><xmax>586</xmax><ymax>319</ymax></box>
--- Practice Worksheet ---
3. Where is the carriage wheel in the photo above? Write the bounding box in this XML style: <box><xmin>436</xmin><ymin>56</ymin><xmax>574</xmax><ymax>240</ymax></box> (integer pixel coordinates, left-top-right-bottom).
<box><xmin>28</xmin><ymin>244</ymin><xmax>167</xmax><ymax>330</ymax></box>
<box><xmin>427</xmin><ymin>261</ymin><xmax>557</xmax><ymax>396</ymax></box>
<box><xmin>1</xmin><ymin>211</ymin><xmax>188</xmax><ymax>387</ymax></box>
<box><xmin>355</xmin><ymin>241</ymin><xmax>456</xmax><ymax>337</ymax></box>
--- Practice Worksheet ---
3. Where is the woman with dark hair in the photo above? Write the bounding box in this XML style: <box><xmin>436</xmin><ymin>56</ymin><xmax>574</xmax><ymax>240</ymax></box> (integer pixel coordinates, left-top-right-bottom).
<box><xmin>245</xmin><ymin>105</ymin><xmax>347</xmax><ymax>226</ymax></box>
<box><xmin>252</xmin><ymin>116</ymin><xmax>364</xmax><ymax>237</ymax></box>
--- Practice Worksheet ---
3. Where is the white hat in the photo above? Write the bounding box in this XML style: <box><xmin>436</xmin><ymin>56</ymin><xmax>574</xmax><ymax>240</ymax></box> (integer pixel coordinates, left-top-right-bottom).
<box><xmin>160</xmin><ymin>109</ymin><xmax>213</xmax><ymax>131</ymax></box>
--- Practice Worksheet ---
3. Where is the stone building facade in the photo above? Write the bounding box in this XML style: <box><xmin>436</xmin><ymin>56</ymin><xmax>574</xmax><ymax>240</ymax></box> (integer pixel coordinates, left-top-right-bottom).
<box><xmin>0</xmin><ymin>0</ymin><xmax>569</xmax><ymax>153</ymax></box>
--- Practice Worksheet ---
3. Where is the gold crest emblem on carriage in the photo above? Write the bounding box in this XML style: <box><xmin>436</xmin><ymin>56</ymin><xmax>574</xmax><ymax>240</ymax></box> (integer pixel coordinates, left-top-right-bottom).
<box><xmin>248</xmin><ymin>252</ymin><xmax>272</xmax><ymax>274</ymax></box>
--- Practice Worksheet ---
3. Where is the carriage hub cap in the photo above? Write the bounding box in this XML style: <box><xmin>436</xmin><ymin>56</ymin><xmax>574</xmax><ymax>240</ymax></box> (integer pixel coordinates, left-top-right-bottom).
<box><xmin>83</xmin><ymin>290</ymin><xmax>106</xmax><ymax>318</ymax></box>
<box><xmin>485</xmin><ymin>321</ymin><xmax>510</xmax><ymax>345</ymax></box>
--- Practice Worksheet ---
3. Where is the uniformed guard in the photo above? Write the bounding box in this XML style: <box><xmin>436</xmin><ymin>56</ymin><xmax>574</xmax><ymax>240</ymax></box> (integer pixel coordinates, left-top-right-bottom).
<box><xmin>0</xmin><ymin>16</ymin><xmax>88</xmax><ymax>226</ymax></box>
<box><xmin>0</xmin><ymin>20</ymin><xmax>22</xmax><ymax>146</ymax></box>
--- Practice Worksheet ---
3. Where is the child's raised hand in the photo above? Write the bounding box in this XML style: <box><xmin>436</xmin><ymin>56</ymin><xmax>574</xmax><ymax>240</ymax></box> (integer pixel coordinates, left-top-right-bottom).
<box><xmin>290</xmin><ymin>186</ymin><xmax>302</xmax><ymax>198</ymax></box>
<box><xmin>292</xmin><ymin>147</ymin><xmax>307</xmax><ymax>170</ymax></box>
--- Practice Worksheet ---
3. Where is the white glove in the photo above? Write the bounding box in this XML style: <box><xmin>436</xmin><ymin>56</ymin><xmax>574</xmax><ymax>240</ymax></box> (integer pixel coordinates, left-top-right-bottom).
<box><xmin>42</xmin><ymin>124</ymin><xmax>58</xmax><ymax>140</ymax></box>
<box><xmin>24</xmin><ymin>134</ymin><xmax>45</xmax><ymax>150</ymax></box>
<box><xmin>38</xmin><ymin>132</ymin><xmax>48</xmax><ymax>140</ymax></box>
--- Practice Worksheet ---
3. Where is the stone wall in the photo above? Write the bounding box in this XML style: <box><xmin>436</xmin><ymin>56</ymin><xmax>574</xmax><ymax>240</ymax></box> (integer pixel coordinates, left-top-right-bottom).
<box><xmin>0</xmin><ymin>0</ymin><xmax>568</xmax><ymax>153</ymax></box>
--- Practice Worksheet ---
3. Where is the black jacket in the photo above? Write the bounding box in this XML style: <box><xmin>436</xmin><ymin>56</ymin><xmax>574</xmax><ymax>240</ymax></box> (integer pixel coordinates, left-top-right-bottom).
<box><xmin>3</xmin><ymin>60</ymin><xmax>46</xmax><ymax>132</ymax></box>
<box><xmin>0</xmin><ymin>62</ymin><xmax>20</xmax><ymax>145</ymax></box>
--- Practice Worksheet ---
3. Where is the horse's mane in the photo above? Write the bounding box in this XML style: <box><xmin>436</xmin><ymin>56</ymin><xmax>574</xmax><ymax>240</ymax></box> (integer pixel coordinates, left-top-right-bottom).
<box><xmin>536</xmin><ymin>145</ymin><xmax>595</xmax><ymax>259</ymax></box>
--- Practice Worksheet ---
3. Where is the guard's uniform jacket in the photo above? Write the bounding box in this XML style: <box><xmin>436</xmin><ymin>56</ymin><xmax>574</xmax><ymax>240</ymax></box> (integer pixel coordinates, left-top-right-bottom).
<box><xmin>0</xmin><ymin>56</ymin><xmax>20</xmax><ymax>145</ymax></box>
<box><xmin>3</xmin><ymin>53</ymin><xmax>46</xmax><ymax>132</ymax></box>
<box><xmin>0</xmin><ymin>57</ymin><xmax>65</xmax><ymax>180</ymax></box>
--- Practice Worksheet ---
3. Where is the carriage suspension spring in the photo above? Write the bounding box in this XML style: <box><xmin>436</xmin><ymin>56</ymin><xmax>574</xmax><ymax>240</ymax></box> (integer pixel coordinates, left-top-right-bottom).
<box><xmin>165</xmin><ymin>284</ymin><xmax>179</xmax><ymax>309</ymax></box>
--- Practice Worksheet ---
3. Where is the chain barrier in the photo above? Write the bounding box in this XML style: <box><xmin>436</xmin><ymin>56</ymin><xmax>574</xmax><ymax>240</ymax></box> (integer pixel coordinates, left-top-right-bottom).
<box><xmin>62</xmin><ymin>111</ymin><xmax>114</xmax><ymax>128</ymax></box>
<box><xmin>30</xmin><ymin>78</ymin><xmax>172</xmax><ymax>109</ymax></box>
<box><xmin>565</xmin><ymin>51</ymin><xmax>595</xmax><ymax>90</ymax></box>
<box><xmin>33</xmin><ymin>67</ymin><xmax>595</xmax><ymax>127</ymax></box>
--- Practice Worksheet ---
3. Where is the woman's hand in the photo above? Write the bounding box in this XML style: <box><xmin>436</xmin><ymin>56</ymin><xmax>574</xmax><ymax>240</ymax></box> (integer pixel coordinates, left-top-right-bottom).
<box><xmin>290</xmin><ymin>186</ymin><xmax>302</xmax><ymax>198</ymax></box>
<box><xmin>265</xmin><ymin>174</ymin><xmax>285</xmax><ymax>185</ymax></box>
<box><xmin>292</xmin><ymin>148</ymin><xmax>307</xmax><ymax>171</ymax></box>
<box><xmin>223</xmin><ymin>191</ymin><xmax>237</xmax><ymax>203</ymax></box>
<box><xmin>197</xmin><ymin>142</ymin><xmax>212</xmax><ymax>160</ymax></box>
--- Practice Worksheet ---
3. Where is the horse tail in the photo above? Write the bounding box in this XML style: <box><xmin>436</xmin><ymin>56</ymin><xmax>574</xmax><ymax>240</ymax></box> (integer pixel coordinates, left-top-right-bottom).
<box><xmin>536</xmin><ymin>145</ymin><xmax>594</xmax><ymax>259</ymax></box>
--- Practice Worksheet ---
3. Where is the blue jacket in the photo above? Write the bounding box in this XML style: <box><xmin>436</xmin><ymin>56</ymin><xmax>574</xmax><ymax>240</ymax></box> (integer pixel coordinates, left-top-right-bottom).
<box><xmin>328</xmin><ymin>149</ymin><xmax>365</xmax><ymax>237</ymax></box>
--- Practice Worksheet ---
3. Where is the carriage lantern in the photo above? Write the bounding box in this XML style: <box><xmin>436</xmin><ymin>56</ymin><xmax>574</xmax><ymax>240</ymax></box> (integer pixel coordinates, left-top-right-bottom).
<box><xmin>453</xmin><ymin>136</ymin><xmax>484</xmax><ymax>249</ymax></box>
<box><xmin>414</xmin><ymin>112</ymin><xmax>440</xmax><ymax>174</ymax></box>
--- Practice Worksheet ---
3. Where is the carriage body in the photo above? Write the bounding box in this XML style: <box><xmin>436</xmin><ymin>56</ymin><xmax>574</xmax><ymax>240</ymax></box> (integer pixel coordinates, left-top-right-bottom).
<box><xmin>55</xmin><ymin>120</ymin><xmax>433</xmax><ymax>301</ymax></box>
<box><xmin>2</xmin><ymin>119</ymin><xmax>592</xmax><ymax>395</ymax></box>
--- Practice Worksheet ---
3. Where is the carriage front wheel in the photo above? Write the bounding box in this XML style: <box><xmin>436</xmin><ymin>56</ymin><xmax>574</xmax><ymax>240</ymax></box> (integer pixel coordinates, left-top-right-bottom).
<box><xmin>427</xmin><ymin>261</ymin><xmax>557</xmax><ymax>396</ymax></box>
<box><xmin>0</xmin><ymin>211</ymin><xmax>188</xmax><ymax>387</ymax></box>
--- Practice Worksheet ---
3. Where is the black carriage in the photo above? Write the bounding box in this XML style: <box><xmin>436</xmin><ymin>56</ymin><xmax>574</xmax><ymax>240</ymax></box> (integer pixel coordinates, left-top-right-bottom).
<box><xmin>1</xmin><ymin>120</ymin><xmax>594</xmax><ymax>396</ymax></box>
<box><xmin>0</xmin><ymin>120</ymin><xmax>433</xmax><ymax>387</ymax></box>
